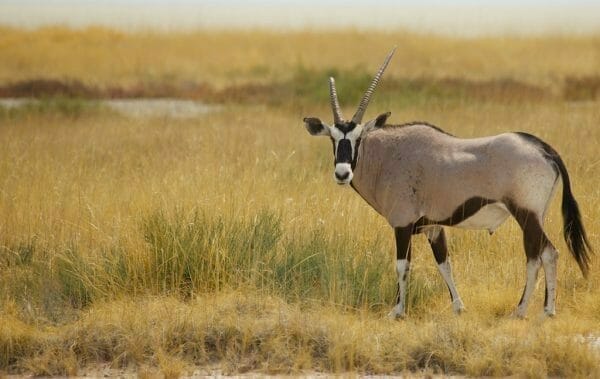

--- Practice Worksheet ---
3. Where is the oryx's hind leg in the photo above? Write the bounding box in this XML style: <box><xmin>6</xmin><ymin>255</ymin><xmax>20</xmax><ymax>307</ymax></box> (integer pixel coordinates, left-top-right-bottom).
<box><xmin>424</xmin><ymin>226</ymin><xmax>465</xmax><ymax>314</ymax></box>
<box><xmin>540</xmin><ymin>179</ymin><xmax>560</xmax><ymax>317</ymax></box>
<box><xmin>541</xmin><ymin>243</ymin><xmax>558</xmax><ymax>316</ymax></box>
<box><xmin>506</xmin><ymin>201</ymin><xmax>556</xmax><ymax>318</ymax></box>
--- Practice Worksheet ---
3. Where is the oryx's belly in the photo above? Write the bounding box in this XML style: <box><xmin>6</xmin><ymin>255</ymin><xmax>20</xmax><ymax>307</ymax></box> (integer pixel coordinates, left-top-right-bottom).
<box><xmin>454</xmin><ymin>203</ymin><xmax>510</xmax><ymax>232</ymax></box>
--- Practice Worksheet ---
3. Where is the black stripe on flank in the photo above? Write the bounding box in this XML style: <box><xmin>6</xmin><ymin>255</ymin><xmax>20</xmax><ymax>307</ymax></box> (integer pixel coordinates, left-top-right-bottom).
<box><xmin>414</xmin><ymin>197</ymin><xmax>496</xmax><ymax>230</ymax></box>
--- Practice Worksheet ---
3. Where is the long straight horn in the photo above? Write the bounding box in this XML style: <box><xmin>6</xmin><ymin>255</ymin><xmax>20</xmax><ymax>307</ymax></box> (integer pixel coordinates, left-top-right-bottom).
<box><xmin>329</xmin><ymin>77</ymin><xmax>344</xmax><ymax>125</ymax></box>
<box><xmin>351</xmin><ymin>47</ymin><xmax>396</xmax><ymax>125</ymax></box>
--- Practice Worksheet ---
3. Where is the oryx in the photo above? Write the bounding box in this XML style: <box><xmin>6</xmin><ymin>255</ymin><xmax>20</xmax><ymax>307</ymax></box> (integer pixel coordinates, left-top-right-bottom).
<box><xmin>303</xmin><ymin>48</ymin><xmax>592</xmax><ymax>318</ymax></box>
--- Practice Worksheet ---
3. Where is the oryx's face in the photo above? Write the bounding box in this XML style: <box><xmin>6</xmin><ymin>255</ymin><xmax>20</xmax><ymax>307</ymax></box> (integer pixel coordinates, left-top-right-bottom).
<box><xmin>331</xmin><ymin>122</ymin><xmax>363</xmax><ymax>184</ymax></box>
<box><xmin>302</xmin><ymin>48</ymin><xmax>396</xmax><ymax>186</ymax></box>
<box><xmin>304</xmin><ymin>118</ymin><xmax>364</xmax><ymax>185</ymax></box>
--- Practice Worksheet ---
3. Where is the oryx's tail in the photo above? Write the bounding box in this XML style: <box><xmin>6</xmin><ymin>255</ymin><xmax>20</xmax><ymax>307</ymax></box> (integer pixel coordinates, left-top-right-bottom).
<box><xmin>548</xmin><ymin>149</ymin><xmax>593</xmax><ymax>278</ymax></box>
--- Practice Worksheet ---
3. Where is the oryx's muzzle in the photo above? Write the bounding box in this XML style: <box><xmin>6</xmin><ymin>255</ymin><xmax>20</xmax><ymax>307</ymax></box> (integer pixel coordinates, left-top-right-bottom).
<box><xmin>334</xmin><ymin>163</ymin><xmax>353</xmax><ymax>184</ymax></box>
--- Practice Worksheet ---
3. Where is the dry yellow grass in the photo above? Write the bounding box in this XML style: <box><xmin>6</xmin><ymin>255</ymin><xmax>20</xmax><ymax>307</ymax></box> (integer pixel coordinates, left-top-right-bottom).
<box><xmin>0</xmin><ymin>28</ymin><xmax>599</xmax><ymax>376</ymax></box>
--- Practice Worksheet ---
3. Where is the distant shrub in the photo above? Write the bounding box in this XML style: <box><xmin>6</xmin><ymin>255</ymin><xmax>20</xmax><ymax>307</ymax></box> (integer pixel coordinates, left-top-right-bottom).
<box><xmin>563</xmin><ymin>76</ymin><xmax>600</xmax><ymax>101</ymax></box>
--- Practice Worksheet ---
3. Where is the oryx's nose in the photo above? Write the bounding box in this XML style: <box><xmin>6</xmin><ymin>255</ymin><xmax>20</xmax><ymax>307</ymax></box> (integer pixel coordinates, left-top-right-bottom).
<box><xmin>335</xmin><ymin>171</ymin><xmax>350</xmax><ymax>181</ymax></box>
<box><xmin>334</xmin><ymin>163</ymin><xmax>353</xmax><ymax>184</ymax></box>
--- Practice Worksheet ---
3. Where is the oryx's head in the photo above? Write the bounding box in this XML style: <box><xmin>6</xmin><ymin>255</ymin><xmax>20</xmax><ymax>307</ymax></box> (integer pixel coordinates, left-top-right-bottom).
<box><xmin>303</xmin><ymin>48</ymin><xmax>395</xmax><ymax>185</ymax></box>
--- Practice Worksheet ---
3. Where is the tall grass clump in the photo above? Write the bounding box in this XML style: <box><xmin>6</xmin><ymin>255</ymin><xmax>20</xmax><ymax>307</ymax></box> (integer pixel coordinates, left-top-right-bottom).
<box><xmin>53</xmin><ymin>244</ymin><xmax>131</xmax><ymax>309</ymax></box>
<box><xmin>55</xmin><ymin>245</ymin><xmax>96</xmax><ymax>308</ymax></box>
<box><xmin>141</xmin><ymin>208</ymin><xmax>283</xmax><ymax>295</ymax></box>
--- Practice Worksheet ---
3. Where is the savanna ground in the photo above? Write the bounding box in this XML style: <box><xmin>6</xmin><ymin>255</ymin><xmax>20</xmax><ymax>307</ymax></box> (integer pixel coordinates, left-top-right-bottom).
<box><xmin>0</xmin><ymin>27</ymin><xmax>599</xmax><ymax>377</ymax></box>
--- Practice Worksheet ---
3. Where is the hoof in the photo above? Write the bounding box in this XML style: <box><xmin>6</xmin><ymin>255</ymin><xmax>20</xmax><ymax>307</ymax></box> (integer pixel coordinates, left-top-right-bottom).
<box><xmin>387</xmin><ymin>309</ymin><xmax>406</xmax><ymax>320</ymax></box>
<box><xmin>511</xmin><ymin>309</ymin><xmax>527</xmax><ymax>319</ymax></box>
<box><xmin>452</xmin><ymin>299</ymin><xmax>466</xmax><ymax>315</ymax></box>
<box><xmin>544</xmin><ymin>309</ymin><xmax>556</xmax><ymax>318</ymax></box>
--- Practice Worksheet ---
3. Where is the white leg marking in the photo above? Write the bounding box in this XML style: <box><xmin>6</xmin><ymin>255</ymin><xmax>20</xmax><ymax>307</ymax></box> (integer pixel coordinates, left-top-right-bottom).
<box><xmin>541</xmin><ymin>246</ymin><xmax>558</xmax><ymax>317</ymax></box>
<box><xmin>389</xmin><ymin>259</ymin><xmax>409</xmax><ymax>319</ymax></box>
<box><xmin>515</xmin><ymin>258</ymin><xmax>541</xmax><ymax>318</ymax></box>
<box><xmin>437</xmin><ymin>261</ymin><xmax>465</xmax><ymax>314</ymax></box>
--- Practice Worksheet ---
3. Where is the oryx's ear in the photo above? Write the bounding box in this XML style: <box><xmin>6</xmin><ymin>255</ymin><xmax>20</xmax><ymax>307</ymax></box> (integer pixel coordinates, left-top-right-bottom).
<box><xmin>374</xmin><ymin>111</ymin><xmax>391</xmax><ymax>127</ymax></box>
<box><xmin>363</xmin><ymin>112</ymin><xmax>391</xmax><ymax>132</ymax></box>
<box><xmin>303</xmin><ymin>117</ymin><xmax>331</xmax><ymax>136</ymax></box>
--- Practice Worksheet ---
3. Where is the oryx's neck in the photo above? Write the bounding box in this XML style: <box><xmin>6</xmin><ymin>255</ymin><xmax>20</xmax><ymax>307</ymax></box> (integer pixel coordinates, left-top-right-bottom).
<box><xmin>349</xmin><ymin>134</ymin><xmax>384</xmax><ymax>215</ymax></box>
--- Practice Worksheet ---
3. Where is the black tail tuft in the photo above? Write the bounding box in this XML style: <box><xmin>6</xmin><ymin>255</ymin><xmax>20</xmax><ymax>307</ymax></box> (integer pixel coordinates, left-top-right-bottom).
<box><xmin>547</xmin><ymin>144</ymin><xmax>593</xmax><ymax>278</ymax></box>
<box><xmin>561</xmin><ymin>177</ymin><xmax>593</xmax><ymax>278</ymax></box>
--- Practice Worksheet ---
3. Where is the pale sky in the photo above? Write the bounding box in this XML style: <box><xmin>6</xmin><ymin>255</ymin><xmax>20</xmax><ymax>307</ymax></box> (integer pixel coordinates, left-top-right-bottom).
<box><xmin>1</xmin><ymin>0</ymin><xmax>599</xmax><ymax>36</ymax></box>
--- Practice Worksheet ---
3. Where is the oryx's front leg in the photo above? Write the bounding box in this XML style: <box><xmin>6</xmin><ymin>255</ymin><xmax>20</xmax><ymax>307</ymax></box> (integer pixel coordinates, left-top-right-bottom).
<box><xmin>389</xmin><ymin>224</ymin><xmax>413</xmax><ymax>319</ymax></box>
<box><xmin>424</xmin><ymin>227</ymin><xmax>465</xmax><ymax>314</ymax></box>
